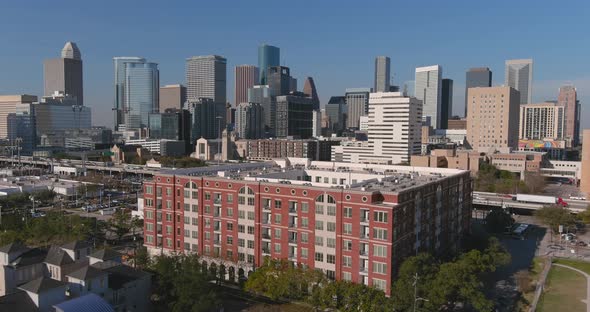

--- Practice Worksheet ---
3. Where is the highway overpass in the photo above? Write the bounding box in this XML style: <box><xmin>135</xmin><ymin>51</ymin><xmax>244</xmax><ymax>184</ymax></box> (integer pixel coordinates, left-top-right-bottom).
<box><xmin>473</xmin><ymin>191</ymin><xmax>588</xmax><ymax>213</ymax></box>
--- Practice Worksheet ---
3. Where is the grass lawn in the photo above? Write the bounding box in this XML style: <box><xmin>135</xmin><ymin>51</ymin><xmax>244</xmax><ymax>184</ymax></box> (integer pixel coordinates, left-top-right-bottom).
<box><xmin>537</xmin><ymin>265</ymin><xmax>587</xmax><ymax>312</ymax></box>
<box><xmin>555</xmin><ymin>258</ymin><xmax>590</xmax><ymax>275</ymax></box>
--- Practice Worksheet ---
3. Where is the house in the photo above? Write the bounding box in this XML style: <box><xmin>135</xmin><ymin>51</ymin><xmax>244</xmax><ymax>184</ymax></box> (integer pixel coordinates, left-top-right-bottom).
<box><xmin>54</xmin><ymin>293</ymin><xmax>114</xmax><ymax>312</ymax></box>
<box><xmin>0</xmin><ymin>242</ymin><xmax>47</xmax><ymax>296</ymax></box>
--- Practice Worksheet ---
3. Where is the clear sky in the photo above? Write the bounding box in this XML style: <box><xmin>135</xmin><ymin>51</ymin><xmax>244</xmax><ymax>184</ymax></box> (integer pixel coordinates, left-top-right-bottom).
<box><xmin>1</xmin><ymin>0</ymin><xmax>589</xmax><ymax>128</ymax></box>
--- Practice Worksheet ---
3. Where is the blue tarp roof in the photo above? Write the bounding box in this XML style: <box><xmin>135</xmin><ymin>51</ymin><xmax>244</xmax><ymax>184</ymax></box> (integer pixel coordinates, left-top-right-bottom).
<box><xmin>53</xmin><ymin>293</ymin><xmax>114</xmax><ymax>312</ymax></box>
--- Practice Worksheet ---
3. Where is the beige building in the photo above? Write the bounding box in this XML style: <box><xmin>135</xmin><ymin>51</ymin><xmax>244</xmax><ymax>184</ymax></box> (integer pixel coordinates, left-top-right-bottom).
<box><xmin>411</xmin><ymin>149</ymin><xmax>482</xmax><ymax>175</ymax></box>
<box><xmin>581</xmin><ymin>129</ymin><xmax>590</xmax><ymax>194</ymax></box>
<box><xmin>159</xmin><ymin>84</ymin><xmax>186</xmax><ymax>113</ymax></box>
<box><xmin>519</xmin><ymin>102</ymin><xmax>565</xmax><ymax>140</ymax></box>
<box><xmin>488</xmin><ymin>151</ymin><xmax>547</xmax><ymax>178</ymax></box>
<box><xmin>466</xmin><ymin>86</ymin><xmax>520</xmax><ymax>153</ymax></box>
<box><xmin>0</xmin><ymin>95</ymin><xmax>37</xmax><ymax>138</ymax></box>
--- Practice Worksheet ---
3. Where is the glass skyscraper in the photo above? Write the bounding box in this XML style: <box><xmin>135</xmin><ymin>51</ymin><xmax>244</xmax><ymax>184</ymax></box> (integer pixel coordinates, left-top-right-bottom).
<box><xmin>258</xmin><ymin>44</ymin><xmax>280</xmax><ymax>85</ymax></box>
<box><xmin>113</xmin><ymin>57</ymin><xmax>159</xmax><ymax>131</ymax></box>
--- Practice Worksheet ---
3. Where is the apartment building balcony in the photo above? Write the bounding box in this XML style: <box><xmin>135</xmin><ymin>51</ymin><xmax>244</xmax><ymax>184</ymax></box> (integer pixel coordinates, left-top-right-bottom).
<box><xmin>288</xmin><ymin>253</ymin><xmax>297</xmax><ymax>260</ymax></box>
<box><xmin>213</xmin><ymin>198</ymin><xmax>222</xmax><ymax>205</ymax></box>
<box><xmin>359</xmin><ymin>249</ymin><xmax>368</xmax><ymax>257</ymax></box>
<box><xmin>359</xmin><ymin>267</ymin><xmax>368</xmax><ymax>274</ymax></box>
<box><xmin>288</xmin><ymin>222</ymin><xmax>297</xmax><ymax>228</ymax></box>
<box><xmin>213</xmin><ymin>240</ymin><xmax>221</xmax><ymax>245</ymax></box>
<box><xmin>262</xmin><ymin>248</ymin><xmax>270</xmax><ymax>254</ymax></box>
<box><xmin>359</xmin><ymin>233</ymin><xmax>370</xmax><ymax>240</ymax></box>
<box><xmin>262</xmin><ymin>233</ymin><xmax>271</xmax><ymax>240</ymax></box>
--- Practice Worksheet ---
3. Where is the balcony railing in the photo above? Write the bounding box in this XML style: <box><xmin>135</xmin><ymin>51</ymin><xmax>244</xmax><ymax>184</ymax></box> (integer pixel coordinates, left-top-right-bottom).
<box><xmin>289</xmin><ymin>223</ymin><xmax>297</xmax><ymax>228</ymax></box>
<box><xmin>289</xmin><ymin>208</ymin><xmax>297</xmax><ymax>213</ymax></box>
<box><xmin>213</xmin><ymin>225</ymin><xmax>220</xmax><ymax>231</ymax></box>
<box><xmin>213</xmin><ymin>240</ymin><xmax>221</xmax><ymax>245</ymax></box>
<box><xmin>360</xmin><ymin>233</ymin><xmax>369</xmax><ymax>239</ymax></box>
<box><xmin>289</xmin><ymin>253</ymin><xmax>297</xmax><ymax>260</ymax></box>
<box><xmin>262</xmin><ymin>248</ymin><xmax>270</xmax><ymax>254</ymax></box>
<box><xmin>263</xmin><ymin>204</ymin><xmax>271</xmax><ymax>210</ymax></box>
<box><xmin>359</xmin><ymin>250</ymin><xmax>368</xmax><ymax>256</ymax></box>
<box><xmin>360</xmin><ymin>215</ymin><xmax>369</xmax><ymax>223</ymax></box>
<box><xmin>263</xmin><ymin>219</ymin><xmax>270</xmax><ymax>224</ymax></box>
<box><xmin>359</xmin><ymin>267</ymin><xmax>368</xmax><ymax>273</ymax></box>
<box><xmin>289</xmin><ymin>238</ymin><xmax>297</xmax><ymax>244</ymax></box>
<box><xmin>262</xmin><ymin>233</ymin><xmax>271</xmax><ymax>239</ymax></box>
<box><xmin>214</xmin><ymin>198</ymin><xmax>221</xmax><ymax>205</ymax></box>
<box><xmin>213</xmin><ymin>211</ymin><xmax>220</xmax><ymax>217</ymax></box>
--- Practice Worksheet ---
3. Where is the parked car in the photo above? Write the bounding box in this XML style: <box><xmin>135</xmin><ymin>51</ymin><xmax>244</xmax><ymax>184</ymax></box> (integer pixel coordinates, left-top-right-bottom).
<box><xmin>562</xmin><ymin>233</ymin><xmax>576</xmax><ymax>241</ymax></box>
<box><xmin>576</xmin><ymin>241</ymin><xmax>587</xmax><ymax>247</ymax></box>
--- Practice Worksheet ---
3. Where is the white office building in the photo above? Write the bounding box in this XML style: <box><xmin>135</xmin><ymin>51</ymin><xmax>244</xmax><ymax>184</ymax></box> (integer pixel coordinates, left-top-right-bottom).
<box><xmin>415</xmin><ymin>65</ymin><xmax>442</xmax><ymax>129</ymax></box>
<box><xmin>331</xmin><ymin>92</ymin><xmax>423</xmax><ymax>164</ymax></box>
<box><xmin>505</xmin><ymin>59</ymin><xmax>533</xmax><ymax>104</ymax></box>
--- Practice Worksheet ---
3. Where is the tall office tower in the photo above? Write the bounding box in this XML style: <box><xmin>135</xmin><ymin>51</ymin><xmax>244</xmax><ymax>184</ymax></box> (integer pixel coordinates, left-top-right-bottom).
<box><xmin>367</xmin><ymin>92</ymin><xmax>423</xmax><ymax>163</ymax></box>
<box><xmin>258</xmin><ymin>44</ymin><xmax>280</xmax><ymax>84</ymax></box>
<box><xmin>374</xmin><ymin>56</ymin><xmax>391</xmax><ymax>93</ymax></box>
<box><xmin>0</xmin><ymin>95</ymin><xmax>37</xmax><ymax>139</ymax></box>
<box><xmin>186</xmin><ymin>55</ymin><xmax>227</xmax><ymax>103</ymax></box>
<box><xmin>312</xmin><ymin>110</ymin><xmax>321</xmax><ymax>137</ymax></box>
<box><xmin>7</xmin><ymin>103</ymin><xmax>36</xmax><ymax>154</ymax></box>
<box><xmin>440</xmin><ymin>79</ymin><xmax>453</xmax><ymax>129</ymax></box>
<box><xmin>43</xmin><ymin>42</ymin><xmax>84</xmax><ymax>105</ymax></box>
<box><xmin>159</xmin><ymin>84</ymin><xmax>186</xmax><ymax>113</ymax></box>
<box><xmin>346</xmin><ymin>88</ymin><xmax>371</xmax><ymax>129</ymax></box>
<box><xmin>248</xmin><ymin>85</ymin><xmax>276</xmax><ymax>136</ymax></box>
<box><xmin>558</xmin><ymin>85</ymin><xmax>580</xmax><ymax>146</ymax></box>
<box><xmin>235</xmin><ymin>65</ymin><xmax>259</xmax><ymax>106</ymax></box>
<box><xmin>466</xmin><ymin>87</ymin><xmax>520</xmax><ymax>152</ymax></box>
<box><xmin>325</xmin><ymin>96</ymin><xmax>347</xmax><ymax>133</ymax></box>
<box><xmin>581</xmin><ymin>129</ymin><xmax>590</xmax><ymax>193</ymax></box>
<box><xmin>519</xmin><ymin>102</ymin><xmax>565</xmax><ymax>140</ymax></box>
<box><xmin>505</xmin><ymin>59</ymin><xmax>533</xmax><ymax>104</ymax></box>
<box><xmin>289</xmin><ymin>77</ymin><xmax>298</xmax><ymax>93</ymax></box>
<box><xmin>267</xmin><ymin>66</ymin><xmax>293</xmax><ymax>96</ymax></box>
<box><xmin>415</xmin><ymin>65</ymin><xmax>442</xmax><ymax>129</ymax></box>
<box><xmin>464</xmin><ymin>67</ymin><xmax>492</xmax><ymax>117</ymax></box>
<box><xmin>403</xmin><ymin>80</ymin><xmax>415</xmax><ymax>97</ymax></box>
<box><xmin>234</xmin><ymin>102</ymin><xmax>264</xmax><ymax>139</ymax></box>
<box><xmin>187</xmin><ymin>98</ymin><xmax>226</xmax><ymax>141</ymax></box>
<box><xmin>113</xmin><ymin>57</ymin><xmax>159</xmax><ymax>131</ymax></box>
<box><xmin>275</xmin><ymin>92</ymin><xmax>315</xmax><ymax>139</ymax></box>
<box><xmin>303</xmin><ymin>77</ymin><xmax>320</xmax><ymax>109</ymax></box>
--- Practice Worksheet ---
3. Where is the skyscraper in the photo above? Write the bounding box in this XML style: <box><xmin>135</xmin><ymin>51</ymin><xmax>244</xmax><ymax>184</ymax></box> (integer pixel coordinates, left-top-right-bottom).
<box><xmin>519</xmin><ymin>102</ymin><xmax>565</xmax><ymax>140</ymax></box>
<box><xmin>258</xmin><ymin>44</ymin><xmax>280</xmax><ymax>84</ymax></box>
<box><xmin>235</xmin><ymin>65</ymin><xmax>259</xmax><ymax>105</ymax></box>
<box><xmin>248</xmin><ymin>85</ymin><xmax>275</xmax><ymax>136</ymax></box>
<box><xmin>0</xmin><ymin>95</ymin><xmax>37</xmax><ymax>139</ymax></box>
<box><xmin>374</xmin><ymin>56</ymin><xmax>391</xmax><ymax>93</ymax></box>
<box><xmin>415</xmin><ymin>65</ymin><xmax>442</xmax><ymax>129</ymax></box>
<box><xmin>186</xmin><ymin>55</ymin><xmax>227</xmax><ymax>103</ymax></box>
<box><xmin>466</xmin><ymin>87</ymin><xmax>520</xmax><ymax>152</ymax></box>
<box><xmin>440</xmin><ymin>79</ymin><xmax>453</xmax><ymax>129</ymax></box>
<box><xmin>345</xmin><ymin>88</ymin><xmax>371</xmax><ymax>129</ymax></box>
<box><xmin>43</xmin><ymin>42</ymin><xmax>83</xmax><ymax>105</ymax></box>
<box><xmin>267</xmin><ymin>66</ymin><xmax>293</xmax><ymax>96</ymax></box>
<box><xmin>159</xmin><ymin>84</ymin><xmax>186</xmax><ymax>113</ymax></box>
<box><xmin>464</xmin><ymin>67</ymin><xmax>492</xmax><ymax>117</ymax></box>
<box><xmin>234</xmin><ymin>102</ymin><xmax>264</xmax><ymax>139</ymax></box>
<box><xmin>113</xmin><ymin>57</ymin><xmax>159</xmax><ymax>130</ymax></box>
<box><xmin>275</xmin><ymin>93</ymin><xmax>315</xmax><ymax>139</ymax></box>
<box><xmin>558</xmin><ymin>85</ymin><xmax>580</xmax><ymax>146</ymax></box>
<box><xmin>303</xmin><ymin>77</ymin><xmax>320</xmax><ymax>110</ymax></box>
<box><xmin>187</xmin><ymin>98</ymin><xmax>226</xmax><ymax>141</ymax></box>
<box><xmin>325</xmin><ymin>96</ymin><xmax>347</xmax><ymax>133</ymax></box>
<box><xmin>505</xmin><ymin>59</ymin><xmax>533</xmax><ymax>104</ymax></box>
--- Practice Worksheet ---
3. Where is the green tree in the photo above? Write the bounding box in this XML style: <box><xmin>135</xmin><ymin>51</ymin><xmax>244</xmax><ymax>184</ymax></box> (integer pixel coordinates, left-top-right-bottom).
<box><xmin>534</xmin><ymin>205</ymin><xmax>577</xmax><ymax>233</ymax></box>
<box><xmin>108</xmin><ymin>209</ymin><xmax>133</xmax><ymax>242</ymax></box>
<box><xmin>485</xmin><ymin>209</ymin><xmax>515</xmax><ymax>233</ymax></box>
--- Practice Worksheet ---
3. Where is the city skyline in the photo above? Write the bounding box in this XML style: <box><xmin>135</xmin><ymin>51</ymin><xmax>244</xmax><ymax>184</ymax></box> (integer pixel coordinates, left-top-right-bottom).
<box><xmin>0</xmin><ymin>1</ymin><xmax>588</xmax><ymax>128</ymax></box>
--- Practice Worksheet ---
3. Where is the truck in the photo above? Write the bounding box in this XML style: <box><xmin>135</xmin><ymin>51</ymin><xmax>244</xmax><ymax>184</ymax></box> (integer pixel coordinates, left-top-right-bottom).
<box><xmin>513</xmin><ymin>194</ymin><xmax>568</xmax><ymax>207</ymax></box>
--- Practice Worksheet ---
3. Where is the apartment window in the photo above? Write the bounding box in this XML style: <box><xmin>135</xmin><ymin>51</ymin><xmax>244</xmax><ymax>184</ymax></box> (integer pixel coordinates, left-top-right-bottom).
<box><xmin>274</xmin><ymin>228</ymin><xmax>282</xmax><ymax>239</ymax></box>
<box><xmin>247</xmin><ymin>197</ymin><xmax>255</xmax><ymax>206</ymax></box>
<box><xmin>166</xmin><ymin>213</ymin><xmax>172</xmax><ymax>221</ymax></box>
<box><xmin>238</xmin><ymin>253</ymin><xmax>245</xmax><ymax>261</ymax></box>
<box><xmin>327</xmin><ymin>238</ymin><xmax>336</xmax><ymax>248</ymax></box>
<box><xmin>238</xmin><ymin>225</ymin><xmax>245</xmax><ymax>233</ymax></box>
<box><xmin>146</xmin><ymin>211</ymin><xmax>154</xmax><ymax>220</ymax></box>
<box><xmin>373</xmin><ymin>245</ymin><xmax>387</xmax><ymax>257</ymax></box>
<box><xmin>145</xmin><ymin>199</ymin><xmax>153</xmax><ymax>207</ymax></box>
<box><xmin>327</xmin><ymin>205</ymin><xmax>336</xmax><ymax>216</ymax></box>
<box><xmin>146</xmin><ymin>235</ymin><xmax>154</xmax><ymax>244</ymax></box>
<box><xmin>274</xmin><ymin>243</ymin><xmax>281</xmax><ymax>253</ymax></box>
<box><xmin>227</xmin><ymin>208</ymin><xmax>234</xmax><ymax>217</ymax></box>
<box><xmin>156</xmin><ymin>187</ymin><xmax>162</xmax><ymax>197</ymax></box>
<box><xmin>205</xmin><ymin>205</ymin><xmax>211</xmax><ymax>214</ymax></box>
<box><xmin>238</xmin><ymin>196</ymin><xmax>246</xmax><ymax>205</ymax></box>
<box><xmin>323</xmin><ymin>177</ymin><xmax>329</xmax><ymax>183</ymax></box>
<box><xmin>315</xmin><ymin>204</ymin><xmax>324</xmax><ymax>215</ymax></box>
<box><xmin>301</xmin><ymin>202</ymin><xmax>309</xmax><ymax>213</ymax></box>
<box><xmin>238</xmin><ymin>238</ymin><xmax>245</xmax><ymax>247</ymax></box>
<box><xmin>274</xmin><ymin>214</ymin><xmax>282</xmax><ymax>224</ymax></box>
<box><xmin>192</xmin><ymin>231</ymin><xmax>198</xmax><ymax>239</ymax></box>
<box><xmin>342</xmin><ymin>272</ymin><xmax>352</xmax><ymax>281</ymax></box>
<box><xmin>373</xmin><ymin>228</ymin><xmax>388</xmax><ymax>240</ymax></box>
<box><xmin>374</xmin><ymin>211</ymin><xmax>388</xmax><ymax>223</ymax></box>
<box><xmin>226</xmin><ymin>237</ymin><xmax>233</xmax><ymax>245</ymax></box>
<box><xmin>301</xmin><ymin>232</ymin><xmax>309</xmax><ymax>243</ymax></box>
<box><xmin>184</xmin><ymin>204</ymin><xmax>190</xmax><ymax>211</ymax></box>
<box><xmin>315</xmin><ymin>220</ymin><xmax>324</xmax><ymax>231</ymax></box>
<box><xmin>184</xmin><ymin>189</ymin><xmax>190</xmax><ymax>198</ymax></box>
<box><xmin>301</xmin><ymin>248</ymin><xmax>308</xmax><ymax>259</ymax></box>
<box><xmin>183</xmin><ymin>216</ymin><xmax>190</xmax><ymax>224</ymax></box>
<box><xmin>226</xmin><ymin>222</ymin><xmax>234</xmax><ymax>231</ymax></box>
<box><xmin>301</xmin><ymin>217</ymin><xmax>309</xmax><ymax>228</ymax></box>
<box><xmin>343</xmin><ymin>223</ymin><xmax>352</xmax><ymax>235</ymax></box>
<box><xmin>343</xmin><ymin>256</ymin><xmax>352</xmax><ymax>267</ymax></box>
<box><xmin>205</xmin><ymin>192</ymin><xmax>211</xmax><ymax>200</ymax></box>
<box><xmin>184</xmin><ymin>229</ymin><xmax>190</xmax><ymax>237</ymax></box>
<box><xmin>248</xmin><ymin>240</ymin><xmax>254</xmax><ymax>249</ymax></box>
<box><xmin>192</xmin><ymin>204</ymin><xmax>198</xmax><ymax>212</ymax></box>
<box><xmin>247</xmin><ymin>226</ymin><xmax>255</xmax><ymax>234</ymax></box>
<box><xmin>205</xmin><ymin>218</ymin><xmax>211</xmax><ymax>228</ymax></box>
<box><xmin>238</xmin><ymin>210</ymin><xmax>245</xmax><ymax>219</ymax></box>
<box><xmin>247</xmin><ymin>254</ymin><xmax>255</xmax><ymax>264</ymax></box>
<box><xmin>192</xmin><ymin>217</ymin><xmax>198</xmax><ymax>226</ymax></box>
<box><xmin>327</xmin><ymin>222</ymin><xmax>336</xmax><ymax>232</ymax></box>
<box><xmin>166</xmin><ymin>201</ymin><xmax>172</xmax><ymax>209</ymax></box>
<box><xmin>274</xmin><ymin>200</ymin><xmax>282</xmax><ymax>209</ymax></box>
<box><xmin>227</xmin><ymin>194</ymin><xmax>233</xmax><ymax>203</ymax></box>
<box><xmin>327</xmin><ymin>254</ymin><xmax>336</xmax><ymax>264</ymax></box>
<box><xmin>146</xmin><ymin>186</ymin><xmax>153</xmax><ymax>194</ymax></box>
<box><xmin>166</xmin><ymin>187</ymin><xmax>172</xmax><ymax>196</ymax></box>
<box><xmin>343</xmin><ymin>239</ymin><xmax>352</xmax><ymax>251</ymax></box>
<box><xmin>146</xmin><ymin>223</ymin><xmax>154</xmax><ymax>232</ymax></box>
<box><xmin>315</xmin><ymin>236</ymin><xmax>323</xmax><ymax>246</ymax></box>
<box><xmin>372</xmin><ymin>279</ymin><xmax>386</xmax><ymax>291</ymax></box>
<box><xmin>314</xmin><ymin>252</ymin><xmax>324</xmax><ymax>262</ymax></box>
<box><xmin>372</xmin><ymin>262</ymin><xmax>387</xmax><ymax>274</ymax></box>
<box><xmin>247</xmin><ymin>211</ymin><xmax>255</xmax><ymax>220</ymax></box>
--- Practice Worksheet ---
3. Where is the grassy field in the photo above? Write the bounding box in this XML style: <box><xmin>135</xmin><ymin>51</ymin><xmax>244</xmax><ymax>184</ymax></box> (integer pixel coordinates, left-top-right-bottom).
<box><xmin>537</xmin><ymin>265</ymin><xmax>587</xmax><ymax>312</ymax></box>
<box><xmin>555</xmin><ymin>258</ymin><xmax>590</xmax><ymax>275</ymax></box>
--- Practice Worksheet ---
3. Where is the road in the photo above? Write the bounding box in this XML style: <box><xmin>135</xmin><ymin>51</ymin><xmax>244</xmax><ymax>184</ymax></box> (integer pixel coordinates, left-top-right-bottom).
<box><xmin>474</xmin><ymin>191</ymin><xmax>589</xmax><ymax>212</ymax></box>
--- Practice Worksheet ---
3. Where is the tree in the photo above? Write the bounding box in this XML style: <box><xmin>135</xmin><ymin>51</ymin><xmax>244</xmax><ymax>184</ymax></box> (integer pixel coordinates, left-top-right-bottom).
<box><xmin>534</xmin><ymin>205</ymin><xmax>577</xmax><ymax>233</ymax></box>
<box><xmin>578</xmin><ymin>207</ymin><xmax>590</xmax><ymax>224</ymax></box>
<box><xmin>108</xmin><ymin>209</ymin><xmax>133</xmax><ymax>242</ymax></box>
<box><xmin>523</xmin><ymin>172</ymin><xmax>546</xmax><ymax>194</ymax></box>
<box><xmin>485</xmin><ymin>209</ymin><xmax>515</xmax><ymax>233</ymax></box>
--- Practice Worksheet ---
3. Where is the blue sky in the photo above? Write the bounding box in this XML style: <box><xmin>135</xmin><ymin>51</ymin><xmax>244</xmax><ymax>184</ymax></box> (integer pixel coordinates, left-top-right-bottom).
<box><xmin>1</xmin><ymin>0</ymin><xmax>589</xmax><ymax>128</ymax></box>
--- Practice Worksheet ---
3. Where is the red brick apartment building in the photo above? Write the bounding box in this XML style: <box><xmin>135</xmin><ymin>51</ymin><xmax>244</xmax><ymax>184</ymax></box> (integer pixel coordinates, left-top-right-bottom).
<box><xmin>142</xmin><ymin>158</ymin><xmax>472</xmax><ymax>295</ymax></box>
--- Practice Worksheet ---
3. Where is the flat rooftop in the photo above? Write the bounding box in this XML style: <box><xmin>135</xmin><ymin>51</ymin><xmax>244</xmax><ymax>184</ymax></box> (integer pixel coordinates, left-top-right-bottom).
<box><xmin>158</xmin><ymin>158</ymin><xmax>468</xmax><ymax>194</ymax></box>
